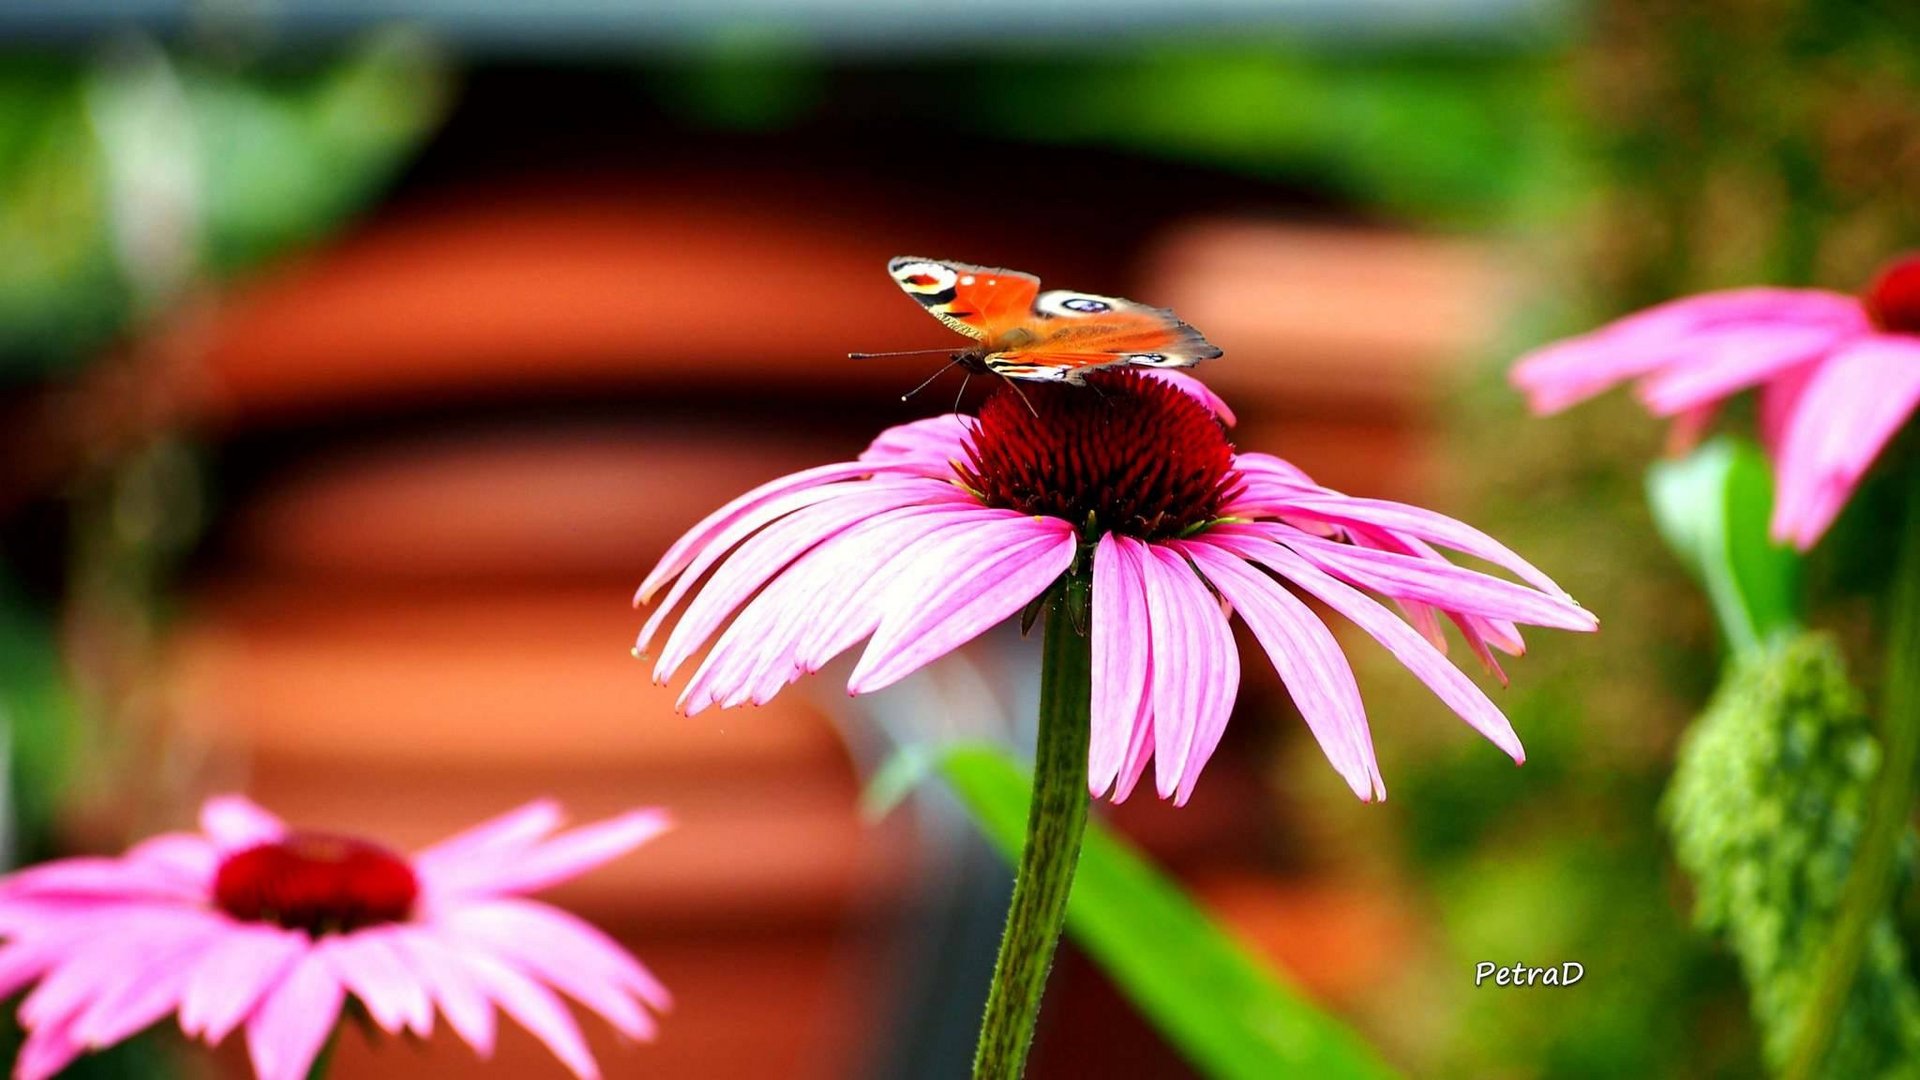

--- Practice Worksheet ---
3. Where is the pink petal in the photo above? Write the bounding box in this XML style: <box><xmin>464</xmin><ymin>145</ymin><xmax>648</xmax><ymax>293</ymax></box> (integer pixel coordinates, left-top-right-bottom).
<box><xmin>1772</xmin><ymin>337</ymin><xmax>1920</xmax><ymax>549</ymax></box>
<box><xmin>1274</xmin><ymin>529</ymin><xmax>1596</xmax><ymax>630</ymax></box>
<box><xmin>634</xmin><ymin>473</ymin><xmax>895</xmax><ymax>653</ymax></box>
<box><xmin>1212</xmin><ymin>531</ymin><xmax>1525</xmax><ymax>762</ymax></box>
<box><xmin>324</xmin><ymin>930</ymin><xmax>433</xmax><ymax>1037</ymax></box>
<box><xmin>179</xmin><ymin>925</ymin><xmax>307</xmax><ymax>1043</ymax></box>
<box><xmin>1112</xmin><ymin>684</ymin><xmax>1159</xmax><ymax>803</ymax></box>
<box><xmin>15</xmin><ymin>1014</ymin><xmax>83</xmax><ymax>1080</ymax></box>
<box><xmin>1138</xmin><ymin>544</ymin><xmax>1240</xmax><ymax>805</ymax></box>
<box><xmin>437</xmin><ymin>810</ymin><xmax>670</xmax><ymax>899</ymax></box>
<box><xmin>437</xmin><ymin>902</ymin><xmax>660</xmax><ymax>1039</ymax></box>
<box><xmin>71</xmin><ymin>931</ymin><xmax>210</xmax><ymax>1049</ymax></box>
<box><xmin>21</xmin><ymin>909</ymin><xmax>224</xmax><ymax>1030</ymax></box>
<box><xmin>1760</xmin><ymin>361</ymin><xmax>1815</xmax><ymax>455</ymax></box>
<box><xmin>652</xmin><ymin>480</ymin><xmax>958</xmax><ymax>679</ymax></box>
<box><xmin>1511</xmin><ymin>288</ymin><xmax>1864</xmax><ymax>412</ymax></box>
<box><xmin>858</xmin><ymin>415</ymin><xmax>975</xmax><ymax>474</ymax></box>
<box><xmin>847</xmin><ymin>515</ymin><xmax>1078</xmax><ymax>694</ymax></box>
<box><xmin>1264</xmin><ymin>493</ymin><xmax>1572</xmax><ymax>598</ymax></box>
<box><xmin>675</xmin><ymin>502</ymin><xmax>981</xmax><ymax>714</ymax></box>
<box><xmin>123</xmin><ymin>834</ymin><xmax>219</xmax><ymax>888</ymax></box>
<box><xmin>635</xmin><ymin>461</ymin><xmax>880</xmax><ymax>603</ymax></box>
<box><xmin>0</xmin><ymin>857</ymin><xmax>203</xmax><ymax>903</ymax></box>
<box><xmin>388</xmin><ymin>930</ymin><xmax>497</xmax><ymax>1058</ymax></box>
<box><xmin>1090</xmin><ymin>536</ymin><xmax>1153</xmax><ymax>797</ymax></box>
<box><xmin>1633</xmin><ymin>323</ymin><xmax>1856</xmax><ymax>415</ymax></box>
<box><xmin>199</xmin><ymin>795</ymin><xmax>287</xmax><ymax>852</ymax></box>
<box><xmin>245</xmin><ymin>951</ymin><xmax>346</xmax><ymax>1080</ymax></box>
<box><xmin>787</xmin><ymin>510</ymin><xmax>999</xmax><ymax>677</ymax></box>
<box><xmin>1142</xmin><ymin>370</ymin><xmax>1238</xmax><ymax>427</ymax></box>
<box><xmin>462</xmin><ymin>951</ymin><xmax>601</xmax><ymax>1080</ymax></box>
<box><xmin>1180</xmin><ymin>539</ymin><xmax>1382</xmax><ymax>801</ymax></box>
<box><xmin>411</xmin><ymin>800</ymin><xmax>565</xmax><ymax>886</ymax></box>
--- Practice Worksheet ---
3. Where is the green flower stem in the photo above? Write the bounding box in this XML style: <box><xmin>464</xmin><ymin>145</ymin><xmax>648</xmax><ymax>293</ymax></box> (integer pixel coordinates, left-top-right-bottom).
<box><xmin>306</xmin><ymin>1026</ymin><xmax>341</xmax><ymax>1080</ymax></box>
<box><xmin>973</xmin><ymin>585</ymin><xmax>1093</xmax><ymax>1080</ymax></box>
<box><xmin>1787</xmin><ymin>475</ymin><xmax>1920</xmax><ymax>1080</ymax></box>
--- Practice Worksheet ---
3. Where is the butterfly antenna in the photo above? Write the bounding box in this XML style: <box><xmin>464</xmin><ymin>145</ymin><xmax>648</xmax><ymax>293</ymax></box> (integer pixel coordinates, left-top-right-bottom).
<box><xmin>900</xmin><ymin>356</ymin><xmax>964</xmax><ymax>402</ymax></box>
<box><xmin>1003</xmin><ymin>377</ymin><xmax>1039</xmax><ymax>418</ymax></box>
<box><xmin>849</xmin><ymin>347</ymin><xmax>959</xmax><ymax>360</ymax></box>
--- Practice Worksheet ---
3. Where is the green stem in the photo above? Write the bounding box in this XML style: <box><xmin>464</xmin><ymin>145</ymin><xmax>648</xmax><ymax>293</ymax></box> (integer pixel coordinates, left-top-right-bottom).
<box><xmin>306</xmin><ymin>1024</ymin><xmax>342</xmax><ymax>1080</ymax></box>
<box><xmin>1786</xmin><ymin>474</ymin><xmax>1920</xmax><ymax>1080</ymax></box>
<box><xmin>972</xmin><ymin>586</ymin><xmax>1093</xmax><ymax>1080</ymax></box>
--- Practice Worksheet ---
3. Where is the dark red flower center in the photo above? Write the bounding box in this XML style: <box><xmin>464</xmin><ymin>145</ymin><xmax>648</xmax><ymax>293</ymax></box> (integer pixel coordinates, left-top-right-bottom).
<box><xmin>213</xmin><ymin>834</ymin><xmax>419</xmax><ymax>936</ymax></box>
<box><xmin>956</xmin><ymin>371</ymin><xmax>1241</xmax><ymax>540</ymax></box>
<box><xmin>1864</xmin><ymin>253</ymin><xmax>1920</xmax><ymax>335</ymax></box>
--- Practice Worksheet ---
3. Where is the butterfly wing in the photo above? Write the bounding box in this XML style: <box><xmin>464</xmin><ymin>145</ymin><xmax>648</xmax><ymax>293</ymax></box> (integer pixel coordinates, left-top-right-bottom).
<box><xmin>984</xmin><ymin>289</ymin><xmax>1223</xmax><ymax>384</ymax></box>
<box><xmin>887</xmin><ymin>257</ymin><xmax>1041</xmax><ymax>341</ymax></box>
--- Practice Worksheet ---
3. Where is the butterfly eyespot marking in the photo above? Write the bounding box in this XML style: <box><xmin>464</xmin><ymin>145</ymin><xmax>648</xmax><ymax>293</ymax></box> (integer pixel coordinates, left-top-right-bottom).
<box><xmin>1061</xmin><ymin>298</ymin><xmax>1110</xmax><ymax>313</ymax></box>
<box><xmin>889</xmin><ymin>260</ymin><xmax>960</xmax><ymax>294</ymax></box>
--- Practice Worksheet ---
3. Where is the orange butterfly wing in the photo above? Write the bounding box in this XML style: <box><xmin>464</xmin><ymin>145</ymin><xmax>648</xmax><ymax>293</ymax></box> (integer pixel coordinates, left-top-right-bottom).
<box><xmin>985</xmin><ymin>290</ymin><xmax>1222</xmax><ymax>384</ymax></box>
<box><xmin>887</xmin><ymin>257</ymin><xmax>1040</xmax><ymax>340</ymax></box>
<box><xmin>885</xmin><ymin>258</ymin><xmax>1222</xmax><ymax>384</ymax></box>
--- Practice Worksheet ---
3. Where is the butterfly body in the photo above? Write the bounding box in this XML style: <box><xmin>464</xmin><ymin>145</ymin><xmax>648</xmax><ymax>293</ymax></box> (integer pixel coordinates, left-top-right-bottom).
<box><xmin>881</xmin><ymin>257</ymin><xmax>1221</xmax><ymax>384</ymax></box>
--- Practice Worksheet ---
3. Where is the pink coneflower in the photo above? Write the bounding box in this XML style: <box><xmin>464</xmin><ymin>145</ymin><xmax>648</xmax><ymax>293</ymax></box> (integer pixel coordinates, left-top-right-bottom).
<box><xmin>1511</xmin><ymin>253</ymin><xmax>1920</xmax><ymax>549</ymax></box>
<box><xmin>636</xmin><ymin>369</ymin><xmax>1595</xmax><ymax>804</ymax></box>
<box><xmin>0</xmin><ymin>797</ymin><xmax>671</xmax><ymax>1080</ymax></box>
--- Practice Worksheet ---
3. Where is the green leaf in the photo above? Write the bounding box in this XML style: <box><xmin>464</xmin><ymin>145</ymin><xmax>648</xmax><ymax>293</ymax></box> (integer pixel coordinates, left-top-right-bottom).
<box><xmin>1646</xmin><ymin>436</ymin><xmax>1801</xmax><ymax>653</ymax></box>
<box><xmin>938</xmin><ymin>743</ymin><xmax>1400</xmax><ymax>1080</ymax></box>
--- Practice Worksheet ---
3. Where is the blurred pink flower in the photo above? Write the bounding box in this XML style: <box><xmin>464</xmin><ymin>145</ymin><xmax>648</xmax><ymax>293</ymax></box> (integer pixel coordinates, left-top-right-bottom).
<box><xmin>637</xmin><ymin>370</ymin><xmax>1594</xmax><ymax>805</ymax></box>
<box><xmin>0</xmin><ymin>797</ymin><xmax>671</xmax><ymax>1080</ymax></box>
<box><xmin>1511</xmin><ymin>252</ymin><xmax>1920</xmax><ymax>549</ymax></box>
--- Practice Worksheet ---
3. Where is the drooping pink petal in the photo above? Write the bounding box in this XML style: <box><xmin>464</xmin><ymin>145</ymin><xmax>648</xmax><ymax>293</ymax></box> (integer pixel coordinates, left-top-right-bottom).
<box><xmin>675</xmin><ymin>502</ymin><xmax>982</xmax><ymax>714</ymax></box>
<box><xmin>1180</xmin><ymin>539</ymin><xmax>1382</xmax><ymax>801</ymax></box>
<box><xmin>858</xmin><ymin>415</ymin><xmax>975</xmax><ymax>474</ymax></box>
<box><xmin>445</xmin><ymin>899</ymin><xmax>670</xmax><ymax>1012</ymax></box>
<box><xmin>635</xmin><ymin>461</ymin><xmax>883</xmax><ymax>604</ymax></box>
<box><xmin>1511</xmin><ymin>288</ymin><xmax>1863</xmax><ymax>412</ymax></box>
<box><xmin>1274</xmin><ymin>529</ymin><xmax>1597</xmax><ymax>631</ymax></box>
<box><xmin>245</xmin><ymin>950</ymin><xmax>347</xmax><ymax>1080</ymax></box>
<box><xmin>199</xmin><ymin>796</ymin><xmax>287</xmax><ymax>852</ymax></box>
<box><xmin>324</xmin><ymin>930</ymin><xmax>434</xmax><ymax>1037</ymax></box>
<box><xmin>0</xmin><ymin>857</ymin><xmax>204</xmax><ymax>903</ymax></box>
<box><xmin>1211</xmin><ymin>530</ymin><xmax>1526</xmax><ymax>763</ymax></box>
<box><xmin>21</xmin><ymin>908</ymin><xmax>223</xmax><ymax>1030</ymax></box>
<box><xmin>1143</xmin><ymin>370</ymin><xmax>1238</xmax><ymax>427</ymax></box>
<box><xmin>15</xmin><ymin>1013</ymin><xmax>83</xmax><ymax>1080</ymax></box>
<box><xmin>1760</xmin><ymin>360</ymin><xmax>1816</xmax><ymax>455</ymax></box>
<box><xmin>388</xmin><ymin>930</ymin><xmax>498</xmax><ymax>1058</ymax></box>
<box><xmin>1090</xmin><ymin>535</ymin><xmax>1153</xmax><ymax>797</ymax></box>
<box><xmin>1260</xmin><ymin>493</ymin><xmax>1573</xmax><ymax>598</ymax></box>
<box><xmin>1137</xmin><ymin>544</ymin><xmax>1240</xmax><ymax>805</ymax></box>
<box><xmin>178</xmin><ymin>924</ymin><xmax>307</xmax><ymax>1042</ymax></box>
<box><xmin>439</xmin><ymin>810</ymin><xmax>670</xmax><ymax>900</ymax></box>
<box><xmin>1112</xmin><ymin>679</ymin><xmax>1159</xmax><ymax>803</ymax></box>
<box><xmin>438</xmin><ymin>904</ymin><xmax>658</xmax><ymax>1040</ymax></box>
<box><xmin>411</xmin><ymin>800</ymin><xmax>565</xmax><ymax>886</ymax></box>
<box><xmin>462</xmin><ymin>951</ymin><xmax>601</xmax><ymax>1080</ymax></box>
<box><xmin>635</xmin><ymin>475</ymin><xmax>908</xmax><ymax>655</ymax></box>
<box><xmin>1772</xmin><ymin>337</ymin><xmax>1920</xmax><ymax>549</ymax></box>
<box><xmin>123</xmin><ymin>834</ymin><xmax>220</xmax><ymax>889</ymax></box>
<box><xmin>1633</xmin><ymin>323</ymin><xmax>1860</xmax><ymax>416</ymax></box>
<box><xmin>787</xmin><ymin>510</ymin><xmax>1001</xmax><ymax>678</ymax></box>
<box><xmin>847</xmin><ymin>515</ymin><xmax>1078</xmax><ymax>694</ymax></box>
<box><xmin>71</xmin><ymin>931</ymin><xmax>210</xmax><ymax>1049</ymax></box>
<box><xmin>652</xmin><ymin>480</ymin><xmax>958</xmax><ymax>679</ymax></box>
